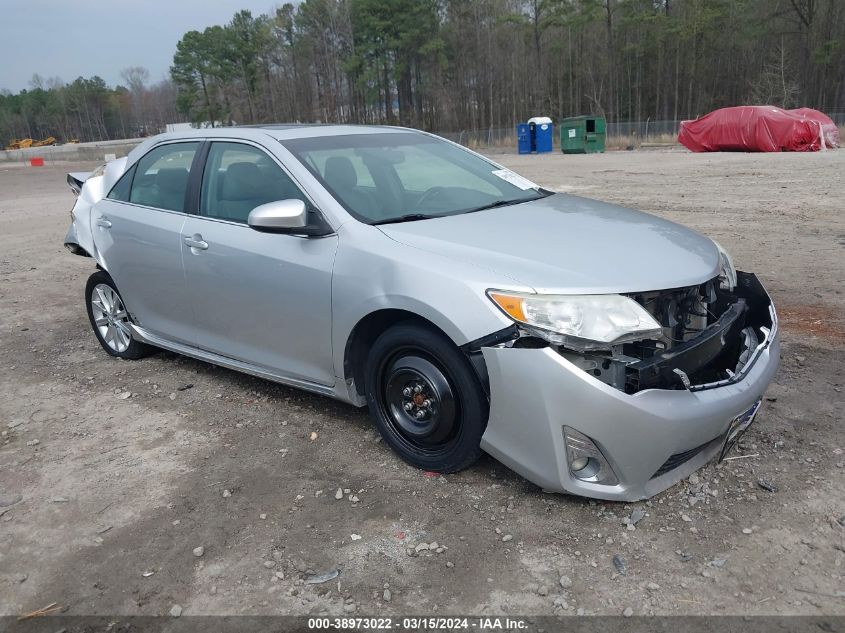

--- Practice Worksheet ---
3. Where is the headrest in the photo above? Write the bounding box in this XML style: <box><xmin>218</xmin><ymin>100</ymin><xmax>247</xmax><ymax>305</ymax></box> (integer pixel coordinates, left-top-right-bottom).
<box><xmin>221</xmin><ymin>162</ymin><xmax>264</xmax><ymax>201</ymax></box>
<box><xmin>324</xmin><ymin>156</ymin><xmax>357</xmax><ymax>190</ymax></box>
<box><xmin>156</xmin><ymin>168</ymin><xmax>189</xmax><ymax>193</ymax></box>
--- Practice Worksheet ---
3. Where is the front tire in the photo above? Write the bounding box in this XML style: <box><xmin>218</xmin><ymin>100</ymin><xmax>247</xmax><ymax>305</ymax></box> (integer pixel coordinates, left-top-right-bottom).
<box><xmin>364</xmin><ymin>323</ymin><xmax>487</xmax><ymax>473</ymax></box>
<box><xmin>85</xmin><ymin>271</ymin><xmax>152</xmax><ymax>360</ymax></box>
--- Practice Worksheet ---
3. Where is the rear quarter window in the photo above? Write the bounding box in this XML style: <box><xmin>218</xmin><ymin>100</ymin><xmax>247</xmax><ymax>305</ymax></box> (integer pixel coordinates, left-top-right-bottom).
<box><xmin>106</xmin><ymin>165</ymin><xmax>136</xmax><ymax>202</ymax></box>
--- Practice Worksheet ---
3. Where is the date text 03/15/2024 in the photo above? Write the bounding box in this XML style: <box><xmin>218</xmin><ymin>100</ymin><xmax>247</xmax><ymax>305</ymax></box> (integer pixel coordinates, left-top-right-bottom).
<box><xmin>307</xmin><ymin>616</ymin><xmax>528</xmax><ymax>630</ymax></box>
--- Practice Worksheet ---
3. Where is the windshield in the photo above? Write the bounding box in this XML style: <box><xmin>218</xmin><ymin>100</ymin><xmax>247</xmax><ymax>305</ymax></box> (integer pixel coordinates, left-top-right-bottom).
<box><xmin>281</xmin><ymin>132</ymin><xmax>548</xmax><ymax>224</ymax></box>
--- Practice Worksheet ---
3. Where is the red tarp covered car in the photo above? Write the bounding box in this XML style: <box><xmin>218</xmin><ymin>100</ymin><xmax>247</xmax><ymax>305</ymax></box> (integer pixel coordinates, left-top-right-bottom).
<box><xmin>678</xmin><ymin>106</ymin><xmax>840</xmax><ymax>152</ymax></box>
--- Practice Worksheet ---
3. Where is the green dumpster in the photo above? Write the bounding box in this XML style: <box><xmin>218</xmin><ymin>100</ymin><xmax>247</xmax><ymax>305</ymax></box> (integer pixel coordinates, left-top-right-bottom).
<box><xmin>560</xmin><ymin>116</ymin><xmax>606</xmax><ymax>154</ymax></box>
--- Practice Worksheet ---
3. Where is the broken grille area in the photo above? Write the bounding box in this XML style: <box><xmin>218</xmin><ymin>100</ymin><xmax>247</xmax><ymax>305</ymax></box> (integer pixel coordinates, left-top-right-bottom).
<box><xmin>551</xmin><ymin>272</ymin><xmax>774</xmax><ymax>394</ymax></box>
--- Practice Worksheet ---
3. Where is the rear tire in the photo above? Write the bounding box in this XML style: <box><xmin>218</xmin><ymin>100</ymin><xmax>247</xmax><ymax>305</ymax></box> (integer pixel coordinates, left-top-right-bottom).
<box><xmin>364</xmin><ymin>323</ymin><xmax>487</xmax><ymax>473</ymax></box>
<box><xmin>85</xmin><ymin>271</ymin><xmax>153</xmax><ymax>360</ymax></box>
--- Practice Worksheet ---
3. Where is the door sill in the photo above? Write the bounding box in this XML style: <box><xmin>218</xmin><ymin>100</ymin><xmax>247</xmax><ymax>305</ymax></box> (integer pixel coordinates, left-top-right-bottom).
<box><xmin>130</xmin><ymin>324</ymin><xmax>336</xmax><ymax>398</ymax></box>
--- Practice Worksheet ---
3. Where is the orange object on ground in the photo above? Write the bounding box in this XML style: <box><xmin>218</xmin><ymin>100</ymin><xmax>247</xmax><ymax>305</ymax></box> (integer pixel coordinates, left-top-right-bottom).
<box><xmin>30</xmin><ymin>157</ymin><xmax>45</xmax><ymax>167</ymax></box>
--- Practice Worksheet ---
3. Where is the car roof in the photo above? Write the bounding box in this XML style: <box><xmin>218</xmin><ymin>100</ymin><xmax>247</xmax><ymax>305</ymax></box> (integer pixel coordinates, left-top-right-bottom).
<box><xmin>150</xmin><ymin>124</ymin><xmax>416</xmax><ymax>144</ymax></box>
<box><xmin>124</xmin><ymin>124</ymin><xmax>436</xmax><ymax>169</ymax></box>
<box><xmin>262</xmin><ymin>124</ymin><xmax>415</xmax><ymax>140</ymax></box>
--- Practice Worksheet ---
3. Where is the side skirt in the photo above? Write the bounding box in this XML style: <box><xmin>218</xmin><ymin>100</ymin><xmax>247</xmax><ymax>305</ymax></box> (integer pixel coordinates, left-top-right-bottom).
<box><xmin>129</xmin><ymin>324</ymin><xmax>338</xmax><ymax>399</ymax></box>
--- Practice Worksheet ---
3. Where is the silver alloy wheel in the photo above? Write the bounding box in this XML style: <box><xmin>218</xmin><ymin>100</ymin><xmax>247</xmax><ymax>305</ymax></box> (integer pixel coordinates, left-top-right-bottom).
<box><xmin>90</xmin><ymin>283</ymin><xmax>131</xmax><ymax>353</ymax></box>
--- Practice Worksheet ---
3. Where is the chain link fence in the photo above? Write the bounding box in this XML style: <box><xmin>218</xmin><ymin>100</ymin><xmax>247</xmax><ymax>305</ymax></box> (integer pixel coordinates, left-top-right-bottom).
<box><xmin>435</xmin><ymin>121</ymin><xmax>684</xmax><ymax>151</ymax></box>
<box><xmin>437</xmin><ymin>112</ymin><xmax>845</xmax><ymax>150</ymax></box>
<box><xmin>434</xmin><ymin>128</ymin><xmax>515</xmax><ymax>148</ymax></box>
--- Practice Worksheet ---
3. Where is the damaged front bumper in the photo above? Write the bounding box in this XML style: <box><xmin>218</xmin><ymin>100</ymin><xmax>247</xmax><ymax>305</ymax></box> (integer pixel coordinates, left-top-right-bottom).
<box><xmin>478</xmin><ymin>272</ymin><xmax>779</xmax><ymax>501</ymax></box>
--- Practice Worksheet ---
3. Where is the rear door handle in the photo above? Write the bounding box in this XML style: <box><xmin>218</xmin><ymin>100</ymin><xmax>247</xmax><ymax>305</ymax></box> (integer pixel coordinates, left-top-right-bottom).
<box><xmin>95</xmin><ymin>217</ymin><xmax>112</xmax><ymax>228</ymax></box>
<box><xmin>184</xmin><ymin>235</ymin><xmax>209</xmax><ymax>250</ymax></box>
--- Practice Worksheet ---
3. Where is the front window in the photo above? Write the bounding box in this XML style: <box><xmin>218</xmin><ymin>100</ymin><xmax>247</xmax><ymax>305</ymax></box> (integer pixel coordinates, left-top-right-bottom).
<box><xmin>281</xmin><ymin>132</ymin><xmax>549</xmax><ymax>224</ymax></box>
<box><xmin>200</xmin><ymin>142</ymin><xmax>309</xmax><ymax>224</ymax></box>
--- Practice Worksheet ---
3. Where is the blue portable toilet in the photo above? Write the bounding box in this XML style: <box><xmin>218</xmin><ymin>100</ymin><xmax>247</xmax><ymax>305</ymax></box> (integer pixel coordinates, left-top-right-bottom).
<box><xmin>516</xmin><ymin>123</ymin><xmax>532</xmax><ymax>154</ymax></box>
<box><xmin>529</xmin><ymin>116</ymin><xmax>553</xmax><ymax>153</ymax></box>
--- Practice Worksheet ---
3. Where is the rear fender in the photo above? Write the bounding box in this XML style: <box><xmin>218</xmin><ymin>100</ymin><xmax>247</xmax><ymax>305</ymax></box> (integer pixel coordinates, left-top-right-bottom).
<box><xmin>65</xmin><ymin>197</ymin><xmax>98</xmax><ymax>261</ymax></box>
<box><xmin>64</xmin><ymin>157</ymin><xmax>128</xmax><ymax>265</ymax></box>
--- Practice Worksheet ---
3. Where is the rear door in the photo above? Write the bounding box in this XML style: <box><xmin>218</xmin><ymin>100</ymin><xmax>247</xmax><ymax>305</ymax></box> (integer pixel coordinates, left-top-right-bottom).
<box><xmin>91</xmin><ymin>141</ymin><xmax>200</xmax><ymax>344</ymax></box>
<box><xmin>181</xmin><ymin>140</ymin><xmax>337</xmax><ymax>385</ymax></box>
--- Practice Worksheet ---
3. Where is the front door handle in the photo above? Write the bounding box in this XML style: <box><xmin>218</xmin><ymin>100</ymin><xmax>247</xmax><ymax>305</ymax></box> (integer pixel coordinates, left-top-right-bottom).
<box><xmin>184</xmin><ymin>235</ymin><xmax>209</xmax><ymax>250</ymax></box>
<box><xmin>95</xmin><ymin>217</ymin><xmax>112</xmax><ymax>228</ymax></box>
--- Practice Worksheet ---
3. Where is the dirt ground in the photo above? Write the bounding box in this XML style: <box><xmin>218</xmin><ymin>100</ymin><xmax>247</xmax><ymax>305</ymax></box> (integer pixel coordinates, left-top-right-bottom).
<box><xmin>1</xmin><ymin>148</ymin><xmax>843</xmax><ymax>618</ymax></box>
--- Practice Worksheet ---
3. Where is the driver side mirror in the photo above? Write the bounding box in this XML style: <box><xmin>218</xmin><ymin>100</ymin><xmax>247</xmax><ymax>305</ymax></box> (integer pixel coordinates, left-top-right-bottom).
<box><xmin>248</xmin><ymin>199</ymin><xmax>307</xmax><ymax>233</ymax></box>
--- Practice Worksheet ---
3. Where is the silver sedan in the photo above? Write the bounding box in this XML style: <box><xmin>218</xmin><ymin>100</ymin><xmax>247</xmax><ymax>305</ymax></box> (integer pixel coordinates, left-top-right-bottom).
<box><xmin>64</xmin><ymin>125</ymin><xmax>779</xmax><ymax>501</ymax></box>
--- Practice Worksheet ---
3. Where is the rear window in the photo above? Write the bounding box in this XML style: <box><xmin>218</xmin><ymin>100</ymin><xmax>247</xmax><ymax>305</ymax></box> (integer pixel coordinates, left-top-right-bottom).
<box><xmin>128</xmin><ymin>142</ymin><xmax>199</xmax><ymax>212</ymax></box>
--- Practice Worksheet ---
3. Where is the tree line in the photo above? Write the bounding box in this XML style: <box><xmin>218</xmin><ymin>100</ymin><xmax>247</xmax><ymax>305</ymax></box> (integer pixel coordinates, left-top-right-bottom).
<box><xmin>163</xmin><ymin>0</ymin><xmax>845</xmax><ymax>130</ymax></box>
<box><xmin>2</xmin><ymin>0</ymin><xmax>844</xmax><ymax>145</ymax></box>
<box><xmin>0</xmin><ymin>70</ymin><xmax>178</xmax><ymax>145</ymax></box>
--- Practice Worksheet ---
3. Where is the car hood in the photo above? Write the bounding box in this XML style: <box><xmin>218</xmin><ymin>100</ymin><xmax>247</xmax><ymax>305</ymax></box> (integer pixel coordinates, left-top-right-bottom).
<box><xmin>377</xmin><ymin>193</ymin><xmax>721</xmax><ymax>294</ymax></box>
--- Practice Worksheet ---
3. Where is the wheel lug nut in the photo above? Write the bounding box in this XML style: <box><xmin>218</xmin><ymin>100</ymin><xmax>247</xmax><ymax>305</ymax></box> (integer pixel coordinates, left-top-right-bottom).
<box><xmin>422</xmin><ymin>399</ymin><xmax>431</xmax><ymax>408</ymax></box>
<box><xmin>413</xmin><ymin>385</ymin><xmax>422</xmax><ymax>394</ymax></box>
<box><xmin>414</xmin><ymin>410</ymin><xmax>425</xmax><ymax>419</ymax></box>
<box><xmin>404</xmin><ymin>402</ymin><xmax>414</xmax><ymax>412</ymax></box>
<box><xmin>403</xmin><ymin>387</ymin><xmax>412</xmax><ymax>397</ymax></box>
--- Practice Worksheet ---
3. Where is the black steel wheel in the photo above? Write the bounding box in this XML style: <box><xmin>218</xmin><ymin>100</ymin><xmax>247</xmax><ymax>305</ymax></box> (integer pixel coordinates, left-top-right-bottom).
<box><xmin>365</xmin><ymin>323</ymin><xmax>487</xmax><ymax>473</ymax></box>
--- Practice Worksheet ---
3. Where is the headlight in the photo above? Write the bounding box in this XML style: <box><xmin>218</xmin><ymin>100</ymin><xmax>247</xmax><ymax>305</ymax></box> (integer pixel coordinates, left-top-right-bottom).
<box><xmin>714</xmin><ymin>241</ymin><xmax>736</xmax><ymax>291</ymax></box>
<box><xmin>488</xmin><ymin>290</ymin><xmax>662</xmax><ymax>350</ymax></box>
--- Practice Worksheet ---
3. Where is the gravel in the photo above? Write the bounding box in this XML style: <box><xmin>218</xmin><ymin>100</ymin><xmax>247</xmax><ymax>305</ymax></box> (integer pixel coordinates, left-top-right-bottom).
<box><xmin>2</xmin><ymin>153</ymin><xmax>842</xmax><ymax>617</ymax></box>
<box><xmin>0</xmin><ymin>493</ymin><xmax>22</xmax><ymax>507</ymax></box>
<box><xmin>612</xmin><ymin>555</ymin><xmax>627</xmax><ymax>576</ymax></box>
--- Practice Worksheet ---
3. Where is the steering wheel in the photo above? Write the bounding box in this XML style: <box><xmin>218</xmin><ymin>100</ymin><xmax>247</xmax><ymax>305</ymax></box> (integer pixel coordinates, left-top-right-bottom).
<box><xmin>414</xmin><ymin>186</ymin><xmax>447</xmax><ymax>211</ymax></box>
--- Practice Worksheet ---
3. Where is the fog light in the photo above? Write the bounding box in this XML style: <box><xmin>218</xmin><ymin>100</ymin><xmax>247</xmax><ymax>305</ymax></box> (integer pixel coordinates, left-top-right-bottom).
<box><xmin>570</xmin><ymin>456</ymin><xmax>589</xmax><ymax>472</ymax></box>
<box><xmin>563</xmin><ymin>426</ymin><xmax>618</xmax><ymax>485</ymax></box>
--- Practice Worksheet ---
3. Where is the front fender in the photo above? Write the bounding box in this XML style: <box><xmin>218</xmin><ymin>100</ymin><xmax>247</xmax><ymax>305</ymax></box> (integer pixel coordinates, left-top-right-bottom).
<box><xmin>330</xmin><ymin>223</ymin><xmax>524</xmax><ymax>387</ymax></box>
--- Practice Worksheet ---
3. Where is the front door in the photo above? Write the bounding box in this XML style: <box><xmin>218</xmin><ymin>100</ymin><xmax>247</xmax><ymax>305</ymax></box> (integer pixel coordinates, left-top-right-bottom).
<box><xmin>181</xmin><ymin>141</ymin><xmax>337</xmax><ymax>386</ymax></box>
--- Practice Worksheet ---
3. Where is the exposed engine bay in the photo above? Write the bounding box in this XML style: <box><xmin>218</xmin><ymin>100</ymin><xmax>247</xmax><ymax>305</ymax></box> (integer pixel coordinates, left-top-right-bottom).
<box><xmin>509</xmin><ymin>272</ymin><xmax>776</xmax><ymax>394</ymax></box>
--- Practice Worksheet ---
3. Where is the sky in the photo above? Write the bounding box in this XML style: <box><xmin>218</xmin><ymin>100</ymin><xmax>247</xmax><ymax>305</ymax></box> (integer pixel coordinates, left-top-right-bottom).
<box><xmin>0</xmin><ymin>0</ymin><xmax>279</xmax><ymax>93</ymax></box>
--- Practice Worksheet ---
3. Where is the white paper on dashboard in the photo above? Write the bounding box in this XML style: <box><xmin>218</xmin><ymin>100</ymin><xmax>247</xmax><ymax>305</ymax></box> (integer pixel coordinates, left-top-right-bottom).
<box><xmin>491</xmin><ymin>169</ymin><xmax>538</xmax><ymax>190</ymax></box>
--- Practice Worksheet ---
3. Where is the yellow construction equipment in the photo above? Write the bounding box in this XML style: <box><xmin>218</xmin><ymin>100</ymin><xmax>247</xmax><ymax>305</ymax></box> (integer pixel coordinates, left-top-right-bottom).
<box><xmin>5</xmin><ymin>136</ymin><xmax>58</xmax><ymax>150</ymax></box>
<box><xmin>5</xmin><ymin>138</ymin><xmax>33</xmax><ymax>150</ymax></box>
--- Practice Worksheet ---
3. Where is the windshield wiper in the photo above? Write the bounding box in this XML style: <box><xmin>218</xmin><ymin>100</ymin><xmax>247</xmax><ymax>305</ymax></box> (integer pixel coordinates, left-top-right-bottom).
<box><xmin>462</xmin><ymin>197</ymin><xmax>539</xmax><ymax>214</ymax></box>
<box><xmin>372</xmin><ymin>192</ymin><xmax>553</xmax><ymax>225</ymax></box>
<box><xmin>371</xmin><ymin>213</ymin><xmax>436</xmax><ymax>226</ymax></box>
